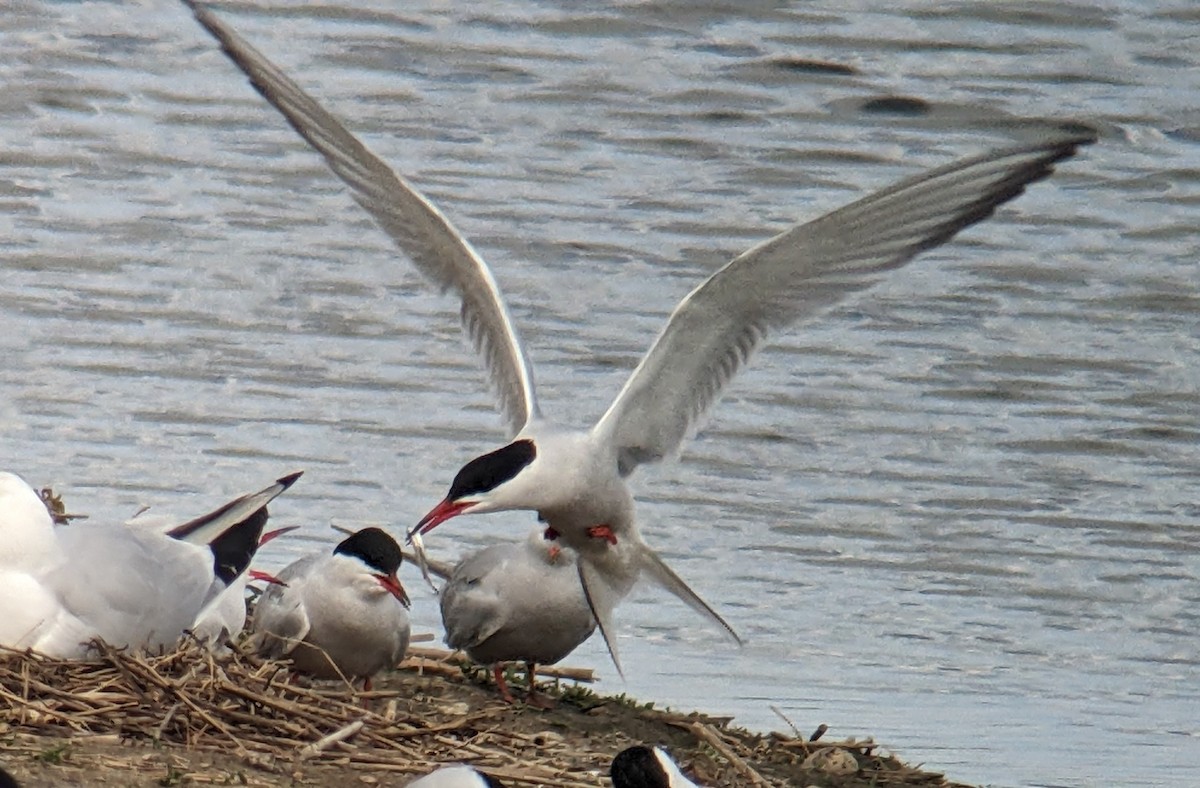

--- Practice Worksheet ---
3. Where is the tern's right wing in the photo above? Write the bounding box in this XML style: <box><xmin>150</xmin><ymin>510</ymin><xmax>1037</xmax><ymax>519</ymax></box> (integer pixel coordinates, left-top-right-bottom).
<box><xmin>593</xmin><ymin>134</ymin><xmax>1095</xmax><ymax>476</ymax></box>
<box><xmin>186</xmin><ymin>2</ymin><xmax>539</xmax><ymax>437</ymax></box>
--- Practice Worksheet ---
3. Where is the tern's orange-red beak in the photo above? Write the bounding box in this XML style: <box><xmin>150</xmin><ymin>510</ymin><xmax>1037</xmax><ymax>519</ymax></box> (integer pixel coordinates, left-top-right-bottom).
<box><xmin>410</xmin><ymin>498</ymin><xmax>475</xmax><ymax>540</ymax></box>
<box><xmin>375</xmin><ymin>572</ymin><xmax>410</xmax><ymax>608</ymax></box>
<box><xmin>248</xmin><ymin>569</ymin><xmax>287</xmax><ymax>587</ymax></box>
<box><xmin>259</xmin><ymin>525</ymin><xmax>299</xmax><ymax>546</ymax></box>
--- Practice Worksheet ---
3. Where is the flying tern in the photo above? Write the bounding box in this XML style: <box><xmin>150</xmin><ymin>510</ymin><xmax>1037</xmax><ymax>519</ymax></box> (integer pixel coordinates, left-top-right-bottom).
<box><xmin>414</xmin><ymin>528</ymin><xmax>597</xmax><ymax>705</ymax></box>
<box><xmin>185</xmin><ymin>1</ymin><xmax>1095</xmax><ymax>673</ymax></box>
<box><xmin>0</xmin><ymin>470</ymin><xmax>300</xmax><ymax>658</ymax></box>
<box><xmin>251</xmin><ymin>526</ymin><xmax>411</xmax><ymax>688</ymax></box>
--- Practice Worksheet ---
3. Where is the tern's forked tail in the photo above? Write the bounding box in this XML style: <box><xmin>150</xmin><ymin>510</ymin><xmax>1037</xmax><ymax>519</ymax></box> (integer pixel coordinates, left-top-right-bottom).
<box><xmin>577</xmin><ymin>558</ymin><xmax>628</xmax><ymax>679</ymax></box>
<box><xmin>637</xmin><ymin>545</ymin><xmax>743</xmax><ymax>647</ymax></box>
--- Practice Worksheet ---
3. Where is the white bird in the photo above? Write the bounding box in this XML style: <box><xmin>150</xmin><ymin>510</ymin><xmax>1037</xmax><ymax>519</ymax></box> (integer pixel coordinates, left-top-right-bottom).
<box><xmin>418</xmin><ymin>528</ymin><xmax>597</xmax><ymax>706</ymax></box>
<box><xmin>185</xmin><ymin>2</ymin><xmax>1095</xmax><ymax>673</ymax></box>
<box><xmin>405</xmin><ymin>765</ymin><xmax>505</xmax><ymax>788</ymax></box>
<box><xmin>612</xmin><ymin>746</ymin><xmax>699</xmax><ymax>788</ymax></box>
<box><xmin>0</xmin><ymin>470</ymin><xmax>300</xmax><ymax>659</ymax></box>
<box><xmin>251</xmin><ymin>527</ymin><xmax>411</xmax><ymax>689</ymax></box>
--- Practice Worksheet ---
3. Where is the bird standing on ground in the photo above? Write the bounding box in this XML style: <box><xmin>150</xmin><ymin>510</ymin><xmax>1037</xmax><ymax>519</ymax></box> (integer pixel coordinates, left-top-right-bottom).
<box><xmin>431</xmin><ymin>528</ymin><xmax>597</xmax><ymax>706</ymax></box>
<box><xmin>251</xmin><ymin>527</ymin><xmax>411</xmax><ymax>689</ymax></box>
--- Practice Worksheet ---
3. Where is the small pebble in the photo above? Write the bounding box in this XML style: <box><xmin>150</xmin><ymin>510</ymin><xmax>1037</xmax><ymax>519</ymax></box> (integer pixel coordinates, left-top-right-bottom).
<box><xmin>801</xmin><ymin>747</ymin><xmax>858</xmax><ymax>775</ymax></box>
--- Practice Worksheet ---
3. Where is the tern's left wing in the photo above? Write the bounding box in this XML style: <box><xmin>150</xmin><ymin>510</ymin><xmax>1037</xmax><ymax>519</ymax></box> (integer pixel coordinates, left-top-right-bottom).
<box><xmin>593</xmin><ymin>134</ymin><xmax>1094</xmax><ymax>475</ymax></box>
<box><xmin>186</xmin><ymin>2</ymin><xmax>539</xmax><ymax>437</ymax></box>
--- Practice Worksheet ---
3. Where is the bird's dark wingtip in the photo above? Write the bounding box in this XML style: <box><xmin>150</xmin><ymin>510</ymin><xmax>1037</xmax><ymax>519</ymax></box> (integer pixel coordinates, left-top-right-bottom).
<box><xmin>276</xmin><ymin>471</ymin><xmax>304</xmax><ymax>490</ymax></box>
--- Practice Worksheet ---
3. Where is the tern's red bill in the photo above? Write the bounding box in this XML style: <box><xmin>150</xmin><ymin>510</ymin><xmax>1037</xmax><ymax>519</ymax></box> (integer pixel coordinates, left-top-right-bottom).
<box><xmin>410</xmin><ymin>498</ymin><xmax>475</xmax><ymax>539</ymax></box>
<box><xmin>375</xmin><ymin>572</ymin><xmax>410</xmax><ymax>608</ymax></box>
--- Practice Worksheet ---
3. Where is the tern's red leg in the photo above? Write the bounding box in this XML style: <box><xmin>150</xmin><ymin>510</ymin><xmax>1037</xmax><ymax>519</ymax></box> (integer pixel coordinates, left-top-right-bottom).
<box><xmin>587</xmin><ymin>524</ymin><xmax>618</xmax><ymax>545</ymax></box>
<box><xmin>493</xmin><ymin>664</ymin><xmax>516</xmax><ymax>704</ymax></box>
<box><xmin>524</xmin><ymin>661</ymin><xmax>555</xmax><ymax>709</ymax></box>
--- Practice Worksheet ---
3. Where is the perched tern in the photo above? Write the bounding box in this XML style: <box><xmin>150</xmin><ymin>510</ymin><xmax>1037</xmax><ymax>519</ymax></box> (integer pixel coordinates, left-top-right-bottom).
<box><xmin>185</xmin><ymin>2</ymin><xmax>1095</xmax><ymax>672</ymax></box>
<box><xmin>405</xmin><ymin>765</ymin><xmax>505</xmax><ymax>788</ymax></box>
<box><xmin>0</xmin><ymin>470</ymin><xmax>300</xmax><ymax>659</ymax></box>
<box><xmin>251</xmin><ymin>527</ymin><xmax>411</xmax><ymax>688</ymax></box>
<box><xmin>417</xmin><ymin>528</ymin><xmax>597</xmax><ymax>705</ymax></box>
<box><xmin>612</xmin><ymin>746</ymin><xmax>699</xmax><ymax>788</ymax></box>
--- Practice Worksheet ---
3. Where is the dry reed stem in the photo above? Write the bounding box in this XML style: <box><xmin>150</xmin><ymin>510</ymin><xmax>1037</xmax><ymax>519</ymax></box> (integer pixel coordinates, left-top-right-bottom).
<box><xmin>0</xmin><ymin>640</ymin><xmax>971</xmax><ymax>788</ymax></box>
<box><xmin>690</xmin><ymin>721</ymin><xmax>770</xmax><ymax>786</ymax></box>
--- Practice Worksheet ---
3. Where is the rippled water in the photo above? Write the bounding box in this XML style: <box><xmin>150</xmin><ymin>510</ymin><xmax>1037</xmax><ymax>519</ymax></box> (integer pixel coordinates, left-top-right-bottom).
<box><xmin>3</xmin><ymin>2</ymin><xmax>1198</xmax><ymax>786</ymax></box>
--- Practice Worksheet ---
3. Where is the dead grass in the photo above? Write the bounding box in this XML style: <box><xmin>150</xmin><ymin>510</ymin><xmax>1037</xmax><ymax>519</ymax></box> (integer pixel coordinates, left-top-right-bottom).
<box><xmin>0</xmin><ymin>639</ymin><xmax>977</xmax><ymax>787</ymax></box>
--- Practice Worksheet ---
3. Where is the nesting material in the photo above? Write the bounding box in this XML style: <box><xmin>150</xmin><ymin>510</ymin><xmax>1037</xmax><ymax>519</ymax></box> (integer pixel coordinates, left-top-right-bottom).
<box><xmin>0</xmin><ymin>641</ymin><xmax>975</xmax><ymax>787</ymax></box>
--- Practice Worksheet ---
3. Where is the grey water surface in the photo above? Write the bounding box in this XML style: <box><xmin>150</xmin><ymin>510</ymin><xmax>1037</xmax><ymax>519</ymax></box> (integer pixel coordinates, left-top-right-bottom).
<box><xmin>2</xmin><ymin>2</ymin><xmax>1198</xmax><ymax>786</ymax></box>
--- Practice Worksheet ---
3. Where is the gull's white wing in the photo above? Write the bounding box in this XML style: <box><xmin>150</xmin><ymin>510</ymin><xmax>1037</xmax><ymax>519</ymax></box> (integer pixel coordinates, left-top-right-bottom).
<box><xmin>187</xmin><ymin>2</ymin><xmax>538</xmax><ymax>436</ymax></box>
<box><xmin>593</xmin><ymin>134</ymin><xmax>1094</xmax><ymax>475</ymax></box>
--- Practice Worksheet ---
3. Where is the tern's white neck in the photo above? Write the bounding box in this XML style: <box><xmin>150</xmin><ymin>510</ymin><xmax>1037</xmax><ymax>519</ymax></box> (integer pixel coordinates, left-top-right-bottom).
<box><xmin>0</xmin><ymin>472</ymin><xmax>60</xmax><ymax>569</ymax></box>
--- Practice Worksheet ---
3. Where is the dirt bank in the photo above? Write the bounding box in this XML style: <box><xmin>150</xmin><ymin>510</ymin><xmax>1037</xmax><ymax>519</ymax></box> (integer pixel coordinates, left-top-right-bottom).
<box><xmin>0</xmin><ymin>643</ymin><xmax>974</xmax><ymax>788</ymax></box>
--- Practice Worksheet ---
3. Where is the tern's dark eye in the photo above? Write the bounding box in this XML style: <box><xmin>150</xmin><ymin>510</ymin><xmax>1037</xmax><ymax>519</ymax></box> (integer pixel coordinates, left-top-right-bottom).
<box><xmin>334</xmin><ymin>527</ymin><xmax>402</xmax><ymax>575</ymax></box>
<box><xmin>448</xmin><ymin>439</ymin><xmax>536</xmax><ymax>499</ymax></box>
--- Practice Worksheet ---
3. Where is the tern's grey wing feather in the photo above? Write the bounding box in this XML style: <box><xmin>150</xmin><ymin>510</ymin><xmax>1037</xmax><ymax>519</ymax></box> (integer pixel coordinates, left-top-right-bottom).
<box><xmin>593</xmin><ymin>135</ymin><xmax>1094</xmax><ymax>475</ymax></box>
<box><xmin>439</xmin><ymin>545</ymin><xmax>512</xmax><ymax>650</ymax></box>
<box><xmin>165</xmin><ymin>472</ymin><xmax>300</xmax><ymax>545</ymax></box>
<box><xmin>187</xmin><ymin>3</ymin><xmax>538</xmax><ymax>436</ymax></box>
<box><xmin>250</xmin><ymin>555</ymin><xmax>318</xmax><ymax>658</ymax></box>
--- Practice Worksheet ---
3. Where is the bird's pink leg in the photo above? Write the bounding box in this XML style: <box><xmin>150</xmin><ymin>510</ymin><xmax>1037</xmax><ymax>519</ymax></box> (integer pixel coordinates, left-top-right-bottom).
<box><xmin>524</xmin><ymin>661</ymin><xmax>555</xmax><ymax>709</ymax></box>
<box><xmin>493</xmin><ymin>664</ymin><xmax>517</xmax><ymax>704</ymax></box>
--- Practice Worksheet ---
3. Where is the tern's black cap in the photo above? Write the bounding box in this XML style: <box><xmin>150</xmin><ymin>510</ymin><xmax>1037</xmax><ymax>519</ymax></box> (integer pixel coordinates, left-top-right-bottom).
<box><xmin>334</xmin><ymin>527</ymin><xmax>402</xmax><ymax>575</ymax></box>
<box><xmin>611</xmin><ymin>745</ymin><xmax>671</xmax><ymax>788</ymax></box>
<box><xmin>448</xmin><ymin>439</ymin><xmax>536</xmax><ymax>500</ymax></box>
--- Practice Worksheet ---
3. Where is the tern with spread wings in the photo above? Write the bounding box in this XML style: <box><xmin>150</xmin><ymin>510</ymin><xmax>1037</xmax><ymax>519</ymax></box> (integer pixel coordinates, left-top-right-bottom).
<box><xmin>186</xmin><ymin>1</ymin><xmax>1094</xmax><ymax>673</ymax></box>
